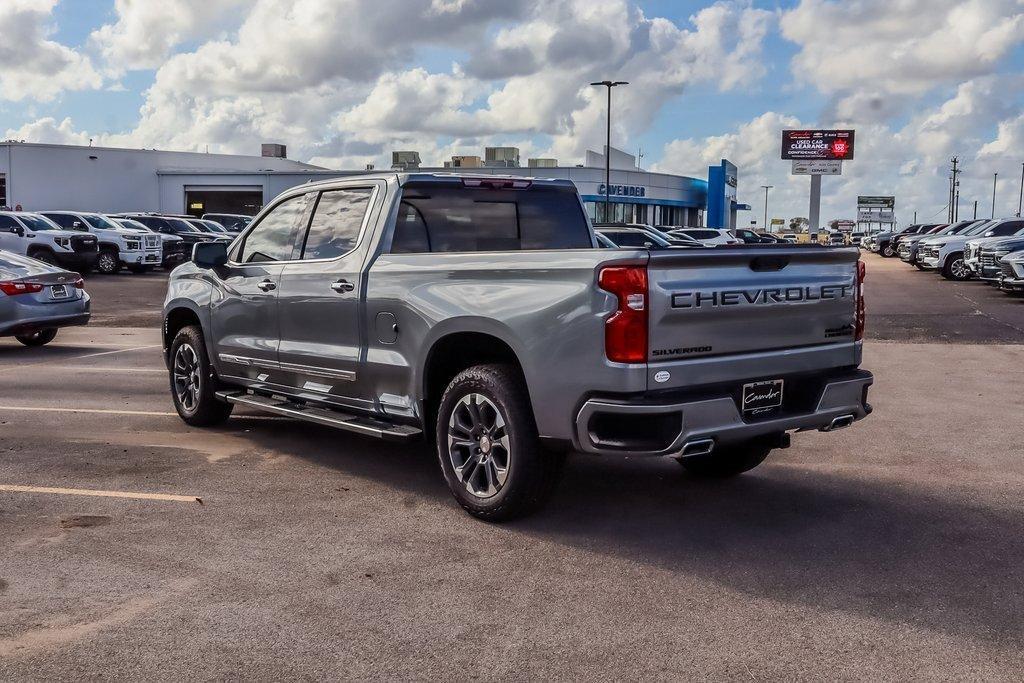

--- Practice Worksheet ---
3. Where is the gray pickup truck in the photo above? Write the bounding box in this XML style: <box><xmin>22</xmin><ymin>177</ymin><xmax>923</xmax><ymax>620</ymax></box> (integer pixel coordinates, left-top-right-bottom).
<box><xmin>163</xmin><ymin>173</ymin><xmax>872</xmax><ymax>520</ymax></box>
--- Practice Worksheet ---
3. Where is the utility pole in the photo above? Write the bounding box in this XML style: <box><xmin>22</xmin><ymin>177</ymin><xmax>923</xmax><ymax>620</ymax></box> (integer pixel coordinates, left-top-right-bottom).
<box><xmin>955</xmin><ymin>190</ymin><xmax>960</xmax><ymax>222</ymax></box>
<box><xmin>913</xmin><ymin>211</ymin><xmax>917</xmax><ymax>224</ymax></box>
<box><xmin>948</xmin><ymin>156</ymin><xmax>959</xmax><ymax>223</ymax></box>
<box><xmin>590</xmin><ymin>80</ymin><xmax>628</xmax><ymax>223</ymax></box>
<box><xmin>992</xmin><ymin>172</ymin><xmax>998</xmax><ymax>218</ymax></box>
<box><xmin>973</xmin><ymin>200</ymin><xmax>978</xmax><ymax>219</ymax></box>
<box><xmin>761</xmin><ymin>185</ymin><xmax>773</xmax><ymax>231</ymax></box>
<box><xmin>1018</xmin><ymin>162</ymin><xmax>1023</xmax><ymax>217</ymax></box>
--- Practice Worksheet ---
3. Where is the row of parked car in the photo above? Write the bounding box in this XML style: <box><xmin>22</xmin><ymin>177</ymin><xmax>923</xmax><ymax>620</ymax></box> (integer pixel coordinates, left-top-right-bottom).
<box><xmin>592</xmin><ymin>223</ymin><xmax>799</xmax><ymax>249</ymax></box>
<box><xmin>0</xmin><ymin>210</ymin><xmax>252</xmax><ymax>347</ymax></box>
<box><xmin>861</xmin><ymin>217</ymin><xmax>1024</xmax><ymax>292</ymax></box>
<box><xmin>0</xmin><ymin>210</ymin><xmax>253</xmax><ymax>275</ymax></box>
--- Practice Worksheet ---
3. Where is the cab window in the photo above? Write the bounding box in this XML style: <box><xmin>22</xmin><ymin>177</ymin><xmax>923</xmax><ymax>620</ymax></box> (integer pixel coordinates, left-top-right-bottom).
<box><xmin>237</xmin><ymin>195</ymin><xmax>309</xmax><ymax>263</ymax></box>
<box><xmin>298</xmin><ymin>188</ymin><xmax>372</xmax><ymax>260</ymax></box>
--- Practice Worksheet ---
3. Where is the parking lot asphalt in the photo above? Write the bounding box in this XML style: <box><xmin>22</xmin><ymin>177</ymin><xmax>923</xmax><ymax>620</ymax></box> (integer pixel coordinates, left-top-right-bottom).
<box><xmin>1</xmin><ymin>254</ymin><xmax>1023</xmax><ymax>679</ymax></box>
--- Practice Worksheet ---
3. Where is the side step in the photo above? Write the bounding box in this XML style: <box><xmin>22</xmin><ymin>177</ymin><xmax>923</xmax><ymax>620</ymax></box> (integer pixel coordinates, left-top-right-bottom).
<box><xmin>217</xmin><ymin>391</ymin><xmax>422</xmax><ymax>442</ymax></box>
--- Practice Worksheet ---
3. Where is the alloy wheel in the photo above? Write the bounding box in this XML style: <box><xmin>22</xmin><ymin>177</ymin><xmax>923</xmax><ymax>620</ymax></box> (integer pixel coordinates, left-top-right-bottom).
<box><xmin>950</xmin><ymin>258</ymin><xmax>969</xmax><ymax>280</ymax></box>
<box><xmin>447</xmin><ymin>393</ymin><xmax>510</xmax><ymax>499</ymax></box>
<box><xmin>173</xmin><ymin>343</ymin><xmax>202</xmax><ymax>413</ymax></box>
<box><xmin>97</xmin><ymin>252</ymin><xmax>117</xmax><ymax>273</ymax></box>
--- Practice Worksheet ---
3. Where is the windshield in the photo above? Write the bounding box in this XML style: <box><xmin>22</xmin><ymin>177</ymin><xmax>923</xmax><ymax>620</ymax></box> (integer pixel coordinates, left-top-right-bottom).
<box><xmin>168</xmin><ymin>218</ymin><xmax>199</xmax><ymax>233</ymax></box>
<box><xmin>18</xmin><ymin>214</ymin><xmax>60</xmax><ymax>231</ymax></box>
<box><xmin>963</xmin><ymin>221</ymin><xmax>995</xmax><ymax>235</ymax></box>
<box><xmin>83</xmin><ymin>214</ymin><xmax>121</xmax><ymax>231</ymax></box>
<box><xmin>195</xmin><ymin>220</ymin><xmax>227</xmax><ymax>233</ymax></box>
<box><xmin>115</xmin><ymin>219</ymin><xmax>151</xmax><ymax>233</ymax></box>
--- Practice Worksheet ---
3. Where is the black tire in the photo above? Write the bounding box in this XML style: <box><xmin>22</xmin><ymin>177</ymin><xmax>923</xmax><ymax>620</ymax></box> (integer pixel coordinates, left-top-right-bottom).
<box><xmin>881</xmin><ymin>243</ymin><xmax>896</xmax><ymax>257</ymax></box>
<box><xmin>941</xmin><ymin>253</ymin><xmax>971</xmax><ymax>281</ymax></box>
<box><xmin>28</xmin><ymin>250</ymin><xmax>58</xmax><ymax>266</ymax></box>
<box><xmin>15</xmin><ymin>328</ymin><xmax>58</xmax><ymax>347</ymax></box>
<box><xmin>435</xmin><ymin>364</ymin><xmax>564</xmax><ymax>521</ymax></box>
<box><xmin>677</xmin><ymin>440</ymin><xmax>772</xmax><ymax>478</ymax></box>
<box><xmin>96</xmin><ymin>249</ymin><xmax>121</xmax><ymax>275</ymax></box>
<box><xmin>168</xmin><ymin>324</ymin><xmax>233</xmax><ymax>427</ymax></box>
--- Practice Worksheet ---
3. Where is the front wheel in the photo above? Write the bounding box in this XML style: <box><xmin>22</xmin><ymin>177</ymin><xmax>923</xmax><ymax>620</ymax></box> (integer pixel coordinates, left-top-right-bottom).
<box><xmin>435</xmin><ymin>364</ymin><xmax>563</xmax><ymax>521</ymax></box>
<box><xmin>15</xmin><ymin>328</ymin><xmax>58</xmax><ymax>347</ymax></box>
<box><xmin>941</xmin><ymin>254</ymin><xmax>971</xmax><ymax>281</ymax></box>
<box><xmin>169</xmin><ymin>325</ymin><xmax>233</xmax><ymax>426</ymax></box>
<box><xmin>881</xmin><ymin>243</ymin><xmax>896</xmax><ymax>257</ymax></box>
<box><xmin>677</xmin><ymin>441</ymin><xmax>772</xmax><ymax>477</ymax></box>
<box><xmin>96</xmin><ymin>250</ymin><xmax>121</xmax><ymax>275</ymax></box>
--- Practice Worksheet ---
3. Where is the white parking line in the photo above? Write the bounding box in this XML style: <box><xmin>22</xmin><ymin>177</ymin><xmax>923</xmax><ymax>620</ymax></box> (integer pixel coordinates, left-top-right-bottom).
<box><xmin>12</xmin><ymin>366</ymin><xmax>167</xmax><ymax>374</ymax></box>
<box><xmin>0</xmin><ymin>484</ymin><xmax>200</xmax><ymax>503</ymax></box>
<box><xmin>0</xmin><ymin>343</ymin><xmax>161</xmax><ymax>373</ymax></box>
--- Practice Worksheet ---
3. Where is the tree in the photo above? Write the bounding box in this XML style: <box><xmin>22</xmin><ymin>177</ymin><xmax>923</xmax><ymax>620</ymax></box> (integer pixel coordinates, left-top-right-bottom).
<box><xmin>789</xmin><ymin>217</ymin><xmax>809</xmax><ymax>232</ymax></box>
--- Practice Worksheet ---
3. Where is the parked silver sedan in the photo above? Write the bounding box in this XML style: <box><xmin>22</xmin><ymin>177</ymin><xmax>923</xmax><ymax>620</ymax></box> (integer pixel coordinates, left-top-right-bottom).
<box><xmin>0</xmin><ymin>250</ymin><xmax>90</xmax><ymax>346</ymax></box>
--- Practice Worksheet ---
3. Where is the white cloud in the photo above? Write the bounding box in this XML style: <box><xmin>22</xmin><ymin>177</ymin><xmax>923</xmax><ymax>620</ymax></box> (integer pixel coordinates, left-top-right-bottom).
<box><xmin>0</xmin><ymin>0</ymin><xmax>102</xmax><ymax>102</ymax></box>
<box><xmin>3</xmin><ymin>117</ymin><xmax>95</xmax><ymax>146</ymax></box>
<box><xmin>89</xmin><ymin>0</ymin><xmax>253</xmax><ymax>72</ymax></box>
<box><xmin>782</xmin><ymin>0</ymin><xmax>1024</xmax><ymax>96</ymax></box>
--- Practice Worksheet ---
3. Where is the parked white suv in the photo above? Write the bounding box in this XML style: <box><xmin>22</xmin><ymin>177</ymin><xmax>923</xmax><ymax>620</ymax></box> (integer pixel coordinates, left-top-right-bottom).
<box><xmin>664</xmin><ymin>227</ymin><xmax>740</xmax><ymax>246</ymax></box>
<box><xmin>40</xmin><ymin>211</ymin><xmax>161</xmax><ymax>274</ymax></box>
<box><xmin>0</xmin><ymin>212</ymin><xmax>98</xmax><ymax>272</ymax></box>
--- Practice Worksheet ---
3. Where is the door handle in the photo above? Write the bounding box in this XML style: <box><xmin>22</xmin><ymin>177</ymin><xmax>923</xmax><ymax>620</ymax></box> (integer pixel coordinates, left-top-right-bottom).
<box><xmin>256</xmin><ymin>279</ymin><xmax>277</xmax><ymax>292</ymax></box>
<box><xmin>331</xmin><ymin>279</ymin><xmax>355</xmax><ymax>293</ymax></box>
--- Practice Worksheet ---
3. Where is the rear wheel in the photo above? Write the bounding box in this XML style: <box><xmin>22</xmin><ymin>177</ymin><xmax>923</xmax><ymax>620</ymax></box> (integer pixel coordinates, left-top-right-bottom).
<box><xmin>15</xmin><ymin>328</ymin><xmax>58</xmax><ymax>347</ymax></box>
<box><xmin>169</xmin><ymin>325</ymin><xmax>233</xmax><ymax>426</ymax></box>
<box><xmin>941</xmin><ymin>253</ymin><xmax>971</xmax><ymax>281</ymax></box>
<box><xmin>96</xmin><ymin>249</ymin><xmax>120</xmax><ymax>275</ymax></box>
<box><xmin>435</xmin><ymin>364</ymin><xmax>563</xmax><ymax>521</ymax></box>
<box><xmin>677</xmin><ymin>440</ymin><xmax>772</xmax><ymax>478</ymax></box>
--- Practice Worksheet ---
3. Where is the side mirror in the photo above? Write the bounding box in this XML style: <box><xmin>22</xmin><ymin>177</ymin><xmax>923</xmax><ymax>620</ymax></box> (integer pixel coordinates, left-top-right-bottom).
<box><xmin>193</xmin><ymin>241</ymin><xmax>228</xmax><ymax>269</ymax></box>
<box><xmin>9</xmin><ymin>226</ymin><xmax>24</xmax><ymax>236</ymax></box>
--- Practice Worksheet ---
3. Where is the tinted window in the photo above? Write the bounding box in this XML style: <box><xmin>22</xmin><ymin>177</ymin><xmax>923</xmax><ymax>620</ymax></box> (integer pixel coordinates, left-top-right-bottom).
<box><xmin>42</xmin><ymin>213</ymin><xmax>79</xmax><ymax>229</ymax></box>
<box><xmin>682</xmin><ymin>229</ymin><xmax>720</xmax><ymax>239</ymax></box>
<box><xmin>238</xmin><ymin>195</ymin><xmax>308</xmax><ymax>263</ymax></box>
<box><xmin>603</xmin><ymin>231</ymin><xmax>649</xmax><ymax>247</ymax></box>
<box><xmin>18</xmin><ymin>215</ymin><xmax>59</xmax><ymax>231</ymax></box>
<box><xmin>0</xmin><ymin>215</ymin><xmax>19</xmax><ymax>229</ymax></box>
<box><xmin>83</xmin><ymin>214</ymin><xmax>120</xmax><ymax>230</ymax></box>
<box><xmin>989</xmin><ymin>221</ymin><xmax>1024</xmax><ymax>236</ymax></box>
<box><xmin>300</xmin><ymin>188</ymin><xmax>372</xmax><ymax>260</ymax></box>
<box><xmin>391</xmin><ymin>184</ymin><xmax>591</xmax><ymax>253</ymax></box>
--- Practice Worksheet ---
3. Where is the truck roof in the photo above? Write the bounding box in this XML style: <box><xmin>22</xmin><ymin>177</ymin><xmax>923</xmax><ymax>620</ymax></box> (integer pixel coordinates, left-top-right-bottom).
<box><xmin>293</xmin><ymin>172</ymin><xmax>577</xmax><ymax>192</ymax></box>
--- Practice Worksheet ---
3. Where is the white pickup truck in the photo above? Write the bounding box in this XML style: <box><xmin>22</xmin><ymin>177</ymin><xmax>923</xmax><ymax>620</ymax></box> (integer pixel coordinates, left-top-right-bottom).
<box><xmin>40</xmin><ymin>211</ymin><xmax>162</xmax><ymax>274</ymax></box>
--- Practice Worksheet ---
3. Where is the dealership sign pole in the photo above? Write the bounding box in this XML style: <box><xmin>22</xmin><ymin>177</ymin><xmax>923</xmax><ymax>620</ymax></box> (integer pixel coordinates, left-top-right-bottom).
<box><xmin>782</xmin><ymin>130</ymin><xmax>854</xmax><ymax>234</ymax></box>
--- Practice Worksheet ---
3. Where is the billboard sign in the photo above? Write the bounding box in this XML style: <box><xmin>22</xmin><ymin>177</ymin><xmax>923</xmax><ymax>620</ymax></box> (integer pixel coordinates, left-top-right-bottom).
<box><xmin>858</xmin><ymin>209</ymin><xmax>895</xmax><ymax>222</ymax></box>
<box><xmin>792</xmin><ymin>159</ymin><xmax>842</xmax><ymax>175</ymax></box>
<box><xmin>781</xmin><ymin>130</ymin><xmax>855</xmax><ymax>160</ymax></box>
<box><xmin>857</xmin><ymin>195</ymin><xmax>895</xmax><ymax>209</ymax></box>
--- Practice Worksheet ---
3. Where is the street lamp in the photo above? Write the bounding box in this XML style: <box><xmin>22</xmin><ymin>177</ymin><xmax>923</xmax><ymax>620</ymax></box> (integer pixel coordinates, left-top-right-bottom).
<box><xmin>760</xmin><ymin>185</ymin><xmax>773</xmax><ymax>231</ymax></box>
<box><xmin>591</xmin><ymin>80</ymin><xmax>628</xmax><ymax>223</ymax></box>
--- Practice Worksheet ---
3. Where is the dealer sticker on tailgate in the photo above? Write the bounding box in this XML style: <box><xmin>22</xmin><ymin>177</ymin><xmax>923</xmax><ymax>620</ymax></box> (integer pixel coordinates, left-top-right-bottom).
<box><xmin>742</xmin><ymin>379</ymin><xmax>784</xmax><ymax>414</ymax></box>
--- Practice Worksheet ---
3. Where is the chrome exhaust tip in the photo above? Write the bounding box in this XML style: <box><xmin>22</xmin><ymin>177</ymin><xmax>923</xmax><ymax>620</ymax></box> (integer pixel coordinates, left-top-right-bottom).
<box><xmin>821</xmin><ymin>414</ymin><xmax>855</xmax><ymax>432</ymax></box>
<box><xmin>678</xmin><ymin>438</ymin><xmax>715</xmax><ymax>458</ymax></box>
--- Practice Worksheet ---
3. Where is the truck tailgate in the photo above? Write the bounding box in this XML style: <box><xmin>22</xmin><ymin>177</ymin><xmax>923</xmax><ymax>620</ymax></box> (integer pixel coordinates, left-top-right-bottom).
<box><xmin>647</xmin><ymin>246</ymin><xmax>859</xmax><ymax>365</ymax></box>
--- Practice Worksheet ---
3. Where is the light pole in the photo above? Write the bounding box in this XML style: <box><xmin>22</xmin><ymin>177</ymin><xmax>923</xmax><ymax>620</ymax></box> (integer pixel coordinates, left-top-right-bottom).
<box><xmin>760</xmin><ymin>185</ymin><xmax>773</xmax><ymax>231</ymax></box>
<box><xmin>590</xmin><ymin>80</ymin><xmax>628</xmax><ymax>223</ymax></box>
<box><xmin>1017</xmin><ymin>162</ymin><xmax>1023</xmax><ymax>217</ymax></box>
<box><xmin>992</xmin><ymin>172</ymin><xmax>998</xmax><ymax>218</ymax></box>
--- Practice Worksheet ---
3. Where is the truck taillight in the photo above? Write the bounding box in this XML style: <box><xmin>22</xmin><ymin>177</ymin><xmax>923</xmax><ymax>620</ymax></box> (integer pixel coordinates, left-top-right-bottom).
<box><xmin>0</xmin><ymin>281</ymin><xmax>44</xmax><ymax>296</ymax></box>
<box><xmin>855</xmin><ymin>259</ymin><xmax>866</xmax><ymax>341</ymax></box>
<box><xmin>599</xmin><ymin>266</ymin><xmax>648</xmax><ymax>363</ymax></box>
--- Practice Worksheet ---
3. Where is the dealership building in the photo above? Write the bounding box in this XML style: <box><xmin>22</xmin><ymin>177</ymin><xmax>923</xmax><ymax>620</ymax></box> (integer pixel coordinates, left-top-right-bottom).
<box><xmin>0</xmin><ymin>141</ymin><xmax>747</xmax><ymax>229</ymax></box>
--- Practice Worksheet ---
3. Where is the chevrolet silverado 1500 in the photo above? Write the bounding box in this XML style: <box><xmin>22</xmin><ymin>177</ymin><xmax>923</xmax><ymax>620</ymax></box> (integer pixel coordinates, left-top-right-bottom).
<box><xmin>163</xmin><ymin>173</ymin><xmax>872</xmax><ymax>520</ymax></box>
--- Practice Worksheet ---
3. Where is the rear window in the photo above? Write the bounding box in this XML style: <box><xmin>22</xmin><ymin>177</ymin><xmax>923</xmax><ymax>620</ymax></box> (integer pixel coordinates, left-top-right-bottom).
<box><xmin>391</xmin><ymin>183</ymin><xmax>592</xmax><ymax>253</ymax></box>
<box><xmin>681</xmin><ymin>229</ymin><xmax>720</xmax><ymax>239</ymax></box>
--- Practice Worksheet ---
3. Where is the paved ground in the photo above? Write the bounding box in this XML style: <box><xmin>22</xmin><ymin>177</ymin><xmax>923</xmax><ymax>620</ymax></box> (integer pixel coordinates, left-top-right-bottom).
<box><xmin>0</xmin><ymin>253</ymin><xmax>1022</xmax><ymax>679</ymax></box>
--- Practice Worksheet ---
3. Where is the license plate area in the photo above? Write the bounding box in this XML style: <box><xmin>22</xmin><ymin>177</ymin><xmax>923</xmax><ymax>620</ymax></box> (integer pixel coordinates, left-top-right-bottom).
<box><xmin>742</xmin><ymin>379</ymin><xmax>783</xmax><ymax>416</ymax></box>
<box><xmin>50</xmin><ymin>285</ymin><xmax>69</xmax><ymax>299</ymax></box>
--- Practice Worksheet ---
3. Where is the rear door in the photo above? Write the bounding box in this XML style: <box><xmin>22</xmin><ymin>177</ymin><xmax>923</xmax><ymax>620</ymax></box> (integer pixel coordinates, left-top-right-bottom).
<box><xmin>212</xmin><ymin>193</ymin><xmax>311</xmax><ymax>379</ymax></box>
<box><xmin>646</xmin><ymin>246</ymin><xmax>859</xmax><ymax>365</ymax></box>
<box><xmin>276</xmin><ymin>182</ymin><xmax>381</xmax><ymax>411</ymax></box>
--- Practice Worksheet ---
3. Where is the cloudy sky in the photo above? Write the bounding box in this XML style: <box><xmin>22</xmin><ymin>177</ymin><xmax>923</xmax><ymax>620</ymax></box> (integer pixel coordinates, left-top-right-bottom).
<box><xmin>1</xmin><ymin>0</ymin><xmax>1023</xmax><ymax>225</ymax></box>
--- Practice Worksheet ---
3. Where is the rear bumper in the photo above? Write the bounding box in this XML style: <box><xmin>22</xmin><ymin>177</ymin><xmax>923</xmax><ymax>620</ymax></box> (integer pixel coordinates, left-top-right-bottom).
<box><xmin>574</xmin><ymin>368</ymin><xmax>873</xmax><ymax>456</ymax></box>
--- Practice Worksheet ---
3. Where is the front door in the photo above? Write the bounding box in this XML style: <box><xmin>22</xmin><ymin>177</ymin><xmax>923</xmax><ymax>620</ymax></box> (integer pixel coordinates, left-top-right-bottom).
<box><xmin>211</xmin><ymin>193</ymin><xmax>311</xmax><ymax>383</ymax></box>
<box><xmin>276</xmin><ymin>184</ymin><xmax>379</xmax><ymax>412</ymax></box>
<box><xmin>0</xmin><ymin>215</ymin><xmax>22</xmax><ymax>251</ymax></box>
